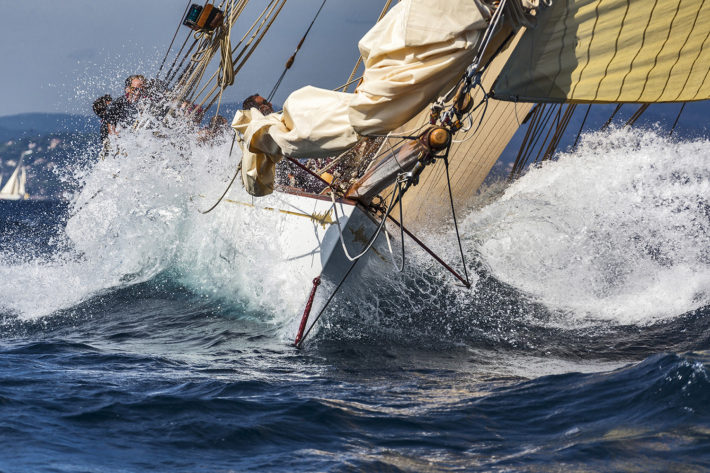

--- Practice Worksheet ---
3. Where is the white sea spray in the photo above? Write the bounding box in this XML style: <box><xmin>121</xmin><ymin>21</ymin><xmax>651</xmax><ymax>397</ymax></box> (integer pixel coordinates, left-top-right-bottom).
<box><xmin>0</xmin><ymin>113</ymin><xmax>339</xmax><ymax>327</ymax></box>
<box><xmin>1</xmin><ymin>124</ymin><xmax>707</xmax><ymax>336</ymax></box>
<box><xmin>465</xmin><ymin>127</ymin><xmax>710</xmax><ymax>325</ymax></box>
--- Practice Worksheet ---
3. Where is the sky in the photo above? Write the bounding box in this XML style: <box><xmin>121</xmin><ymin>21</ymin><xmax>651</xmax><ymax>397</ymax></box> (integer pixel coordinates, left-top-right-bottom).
<box><xmin>1</xmin><ymin>0</ymin><xmax>707</xmax><ymax>143</ymax></box>
<box><xmin>0</xmin><ymin>0</ymin><xmax>384</xmax><ymax>117</ymax></box>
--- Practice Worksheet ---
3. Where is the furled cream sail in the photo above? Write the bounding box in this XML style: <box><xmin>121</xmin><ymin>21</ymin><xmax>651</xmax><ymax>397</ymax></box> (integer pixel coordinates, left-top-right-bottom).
<box><xmin>393</xmin><ymin>30</ymin><xmax>533</xmax><ymax>228</ymax></box>
<box><xmin>493</xmin><ymin>0</ymin><xmax>710</xmax><ymax>103</ymax></box>
<box><xmin>232</xmin><ymin>0</ymin><xmax>492</xmax><ymax>196</ymax></box>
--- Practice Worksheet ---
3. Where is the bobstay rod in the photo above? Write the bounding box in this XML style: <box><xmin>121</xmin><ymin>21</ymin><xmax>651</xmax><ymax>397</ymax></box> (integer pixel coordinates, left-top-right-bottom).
<box><xmin>294</xmin><ymin>276</ymin><xmax>321</xmax><ymax>347</ymax></box>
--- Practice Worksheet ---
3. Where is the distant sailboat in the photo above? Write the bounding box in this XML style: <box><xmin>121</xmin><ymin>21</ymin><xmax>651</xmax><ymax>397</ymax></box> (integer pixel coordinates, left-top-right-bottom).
<box><xmin>0</xmin><ymin>150</ymin><xmax>30</xmax><ymax>200</ymax></box>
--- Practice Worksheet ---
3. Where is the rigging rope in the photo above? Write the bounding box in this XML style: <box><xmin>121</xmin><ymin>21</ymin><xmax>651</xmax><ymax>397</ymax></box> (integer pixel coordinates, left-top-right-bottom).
<box><xmin>669</xmin><ymin>102</ymin><xmax>686</xmax><ymax>136</ymax></box>
<box><xmin>441</xmin><ymin>150</ymin><xmax>471</xmax><ymax>286</ymax></box>
<box><xmin>213</xmin><ymin>0</ymin><xmax>236</xmax><ymax>119</ymax></box>
<box><xmin>624</xmin><ymin>103</ymin><xmax>650</xmax><ymax>127</ymax></box>
<box><xmin>186</xmin><ymin>0</ymin><xmax>253</xmax><ymax>100</ymax></box>
<box><xmin>295</xmin><ymin>165</ymin><xmax>474</xmax><ymax>348</ymax></box>
<box><xmin>162</xmin><ymin>0</ymin><xmax>285</xmax><ymax>116</ymax></box>
<box><xmin>267</xmin><ymin>0</ymin><xmax>329</xmax><ymax>102</ymax></box>
<box><xmin>510</xmin><ymin>103</ymin><xmax>557</xmax><ymax>178</ymax></box>
<box><xmin>197</xmin><ymin>133</ymin><xmax>240</xmax><ymax>214</ymax></box>
<box><xmin>510</xmin><ymin>104</ymin><xmax>541</xmax><ymax>178</ymax></box>
<box><xmin>157</xmin><ymin>0</ymin><xmax>193</xmax><ymax>78</ymax></box>
<box><xmin>383</xmin><ymin>194</ymin><xmax>406</xmax><ymax>272</ymax></box>
<box><xmin>201</xmin><ymin>0</ymin><xmax>287</xmax><ymax>113</ymax></box>
<box><xmin>166</xmin><ymin>37</ymin><xmax>201</xmax><ymax>86</ymax></box>
<box><xmin>541</xmin><ymin>103</ymin><xmax>576</xmax><ymax>161</ymax></box>
<box><xmin>330</xmin><ymin>182</ymin><xmax>401</xmax><ymax>262</ymax></box>
<box><xmin>600</xmin><ymin>103</ymin><xmax>623</xmax><ymax>131</ymax></box>
<box><xmin>333</xmin><ymin>75</ymin><xmax>363</xmax><ymax>92</ymax></box>
<box><xmin>386</xmin><ymin>214</ymin><xmax>471</xmax><ymax>287</ymax></box>
<box><xmin>572</xmin><ymin>103</ymin><xmax>592</xmax><ymax>149</ymax></box>
<box><xmin>341</xmin><ymin>0</ymin><xmax>394</xmax><ymax>93</ymax></box>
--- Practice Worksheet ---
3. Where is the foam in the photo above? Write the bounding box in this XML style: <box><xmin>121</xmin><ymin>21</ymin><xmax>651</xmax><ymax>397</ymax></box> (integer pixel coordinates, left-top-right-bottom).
<box><xmin>1</xmin><ymin>124</ymin><xmax>707</xmax><ymax>334</ymax></box>
<box><xmin>465</xmin><ymin>127</ymin><xmax>710</xmax><ymax>325</ymax></box>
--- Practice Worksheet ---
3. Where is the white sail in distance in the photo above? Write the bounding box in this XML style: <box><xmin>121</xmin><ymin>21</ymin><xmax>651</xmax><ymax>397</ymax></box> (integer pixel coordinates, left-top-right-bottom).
<box><xmin>0</xmin><ymin>150</ymin><xmax>30</xmax><ymax>200</ymax></box>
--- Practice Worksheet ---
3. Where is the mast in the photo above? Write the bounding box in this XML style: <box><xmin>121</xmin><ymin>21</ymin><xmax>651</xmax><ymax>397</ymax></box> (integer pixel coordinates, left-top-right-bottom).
<box><xmin>18</xmin><ymin>167</ymin><xmax>26</xmax><ymax>197</ymax></box>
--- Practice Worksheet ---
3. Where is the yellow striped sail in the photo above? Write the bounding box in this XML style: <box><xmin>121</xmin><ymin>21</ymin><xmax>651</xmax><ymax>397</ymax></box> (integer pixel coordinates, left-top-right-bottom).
<box><xmin>493</xmin><ymin>0</ymin><xmax>710</xmax><ymax>103</ymax></box>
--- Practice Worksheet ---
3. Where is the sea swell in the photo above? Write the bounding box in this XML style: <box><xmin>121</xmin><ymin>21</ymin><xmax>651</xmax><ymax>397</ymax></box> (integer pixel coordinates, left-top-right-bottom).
<box><xmin>1</xmin><ymin>313</ymin><xmax>708</xmax><ymax>473</ymax></box>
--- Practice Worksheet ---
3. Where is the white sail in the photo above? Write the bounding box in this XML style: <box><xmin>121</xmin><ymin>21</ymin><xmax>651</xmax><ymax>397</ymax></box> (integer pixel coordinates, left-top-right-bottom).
<box><xmin>19</xmin><ymin>167</ymin><xmax>26</xmax><ymax>196</ymax></box>
<box><xmin>0</xmin><ymin>151</ymin><xmax>30</xmax><ymax>200</ymax></box>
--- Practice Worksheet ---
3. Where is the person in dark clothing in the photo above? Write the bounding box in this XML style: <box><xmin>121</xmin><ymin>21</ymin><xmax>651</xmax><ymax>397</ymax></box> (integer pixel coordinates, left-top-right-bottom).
<box><xmin>92</xmin><ymin>94</ymin><xmax>112</xmax><ymax>141</ymax></box>
<box><xmin>106</xmin><ymin>75</ymin><xmax>145</xmax><ymax>135</ymax></box>
<box><xmin>242</xmin><ymin>93</ymin><xmax>273</xmax><ymax>115</ymax></box>
<box><xmin>197</xmin><ymin>115</ymin><xmax>230</xmax><ymax>144</ymax></box>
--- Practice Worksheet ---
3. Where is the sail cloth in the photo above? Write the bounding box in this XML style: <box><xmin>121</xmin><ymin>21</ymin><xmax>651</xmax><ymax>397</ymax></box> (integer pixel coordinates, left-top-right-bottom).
<box><xmin>232</xmin><ymin>0</ymin><xmax>495</xmax><ymax>196</ymax></box>
<box><xmin>493</xmin><ymin>0</ymin><xmax>710</xmax><ymax>104</ymax></box>
<box><xmin>392</xmin><ymin>30</ymin><xmax>534</xmax><ymax>229</ymax></box>
<box><xmin>0</xmin><ymin>152</ymin><xmax>28</xmax><ymax>200</ymax></box>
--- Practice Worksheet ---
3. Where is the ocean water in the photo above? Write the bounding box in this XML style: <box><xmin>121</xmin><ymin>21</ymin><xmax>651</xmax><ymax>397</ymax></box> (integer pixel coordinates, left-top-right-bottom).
<box><xmin>1</xmin><ymin>126</ymin><xmax>709</xmax><ymax>472</ymax></box>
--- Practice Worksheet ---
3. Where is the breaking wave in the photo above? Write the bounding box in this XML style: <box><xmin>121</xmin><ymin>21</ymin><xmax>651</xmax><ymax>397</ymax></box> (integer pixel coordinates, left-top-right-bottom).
<box><xmin>0</xmin><ymin>116</ymin><xmax>302</xmax><ymax>321</ymax></box>
<box><xmin>0</xmin><ymin>123</ymin><xmax>707</xmax><ymax>345</ymax></box>
<box><xmin>466</xmin><ymin>127</ymin><xmax>710</xmax><ymax>325</ymax></box>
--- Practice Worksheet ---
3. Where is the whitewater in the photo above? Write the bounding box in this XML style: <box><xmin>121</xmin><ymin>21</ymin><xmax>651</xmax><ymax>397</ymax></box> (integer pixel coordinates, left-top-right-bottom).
<box><xmin>0</xmin><ymin>123</ymin><xmax>708</xmax><ymax>472</ymax></box>
<box><xmin>2</xmin><ymin>124</ymin><xmax>708</xmax><ymax>329</ymax></box>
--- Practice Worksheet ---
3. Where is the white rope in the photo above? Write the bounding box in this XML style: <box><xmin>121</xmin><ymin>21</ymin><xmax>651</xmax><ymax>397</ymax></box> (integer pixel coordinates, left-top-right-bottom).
<box><xmin>329</xmin><ymin>182</ymin><xmax>402</xmax><ymax>262</ymax></box>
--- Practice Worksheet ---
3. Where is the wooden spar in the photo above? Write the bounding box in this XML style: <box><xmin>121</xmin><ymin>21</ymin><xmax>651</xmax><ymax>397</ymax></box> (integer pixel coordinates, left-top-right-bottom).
<box><xmin>345</xmin><ymin>127</ymin><xmax>450</xmax><ymax>203</ymax></box>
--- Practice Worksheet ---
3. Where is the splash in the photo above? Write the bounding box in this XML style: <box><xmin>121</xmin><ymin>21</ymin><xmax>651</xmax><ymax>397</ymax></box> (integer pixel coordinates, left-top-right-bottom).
<box><xmin>2</xmin><ymin>120</ymin><xmax>708</xmax><ymax>335</ymax></box>
<box><xmin>466</xmin><ymin>127</ymin><xmax>710</xmax><ymax>325</ymax></box>
<box><xmin>0</xmin><ymin>112</ymin><xmax>343</xmax><ymax>324</ymax></box>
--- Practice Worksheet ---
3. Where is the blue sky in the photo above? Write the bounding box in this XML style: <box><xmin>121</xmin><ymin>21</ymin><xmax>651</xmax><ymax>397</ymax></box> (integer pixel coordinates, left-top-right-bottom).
<box><xmin>0</xmin><ymin>0</ymin><xmax>383</xmax><ymax>116</ymax></box>
<box><xmin>1</xmin><ymin>0</ymin><xmax>707</xmax><ymax>144</ymax></box>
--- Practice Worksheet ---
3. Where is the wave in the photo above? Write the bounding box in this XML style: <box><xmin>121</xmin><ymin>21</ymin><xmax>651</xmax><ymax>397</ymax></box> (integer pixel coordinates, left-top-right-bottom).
<box><xmin>0</xmin><ymin>124</ymin><xmax>707</xmax><ymax>349</ymax></box>
<box><xmin>464</xmin><ymin>127</ymin><xmax>710</xmax><ymax>325</ymax></box>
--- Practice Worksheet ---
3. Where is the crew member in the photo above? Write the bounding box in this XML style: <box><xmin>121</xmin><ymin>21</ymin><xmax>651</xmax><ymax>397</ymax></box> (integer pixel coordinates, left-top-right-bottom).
<box><xmin>242</xmin><ymin>94</ymin><xmax>273</xmax><ymax>115</ymax></box>
<box><xmin>92</xmin><ymin>94</ymin><xmax>112</xmax><ymax>142</ymax></box>
<box><xmin>106</xmin><ymin>74</ymin><xmax>146</xmax><ymax>135</ymax></box>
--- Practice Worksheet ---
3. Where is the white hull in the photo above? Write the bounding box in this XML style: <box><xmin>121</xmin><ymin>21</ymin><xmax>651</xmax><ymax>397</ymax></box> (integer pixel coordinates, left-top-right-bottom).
<box><xmin>219</xmin><ymin>190</ymin><xmax>388</xmax><ymax>289</ymax></box>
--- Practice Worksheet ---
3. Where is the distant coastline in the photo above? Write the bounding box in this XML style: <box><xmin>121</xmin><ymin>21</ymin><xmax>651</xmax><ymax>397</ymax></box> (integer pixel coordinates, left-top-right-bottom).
<box><xmin>0</xmin><ymin>113</ymin><xmax>100</xmax><ymax>200</ymax></box>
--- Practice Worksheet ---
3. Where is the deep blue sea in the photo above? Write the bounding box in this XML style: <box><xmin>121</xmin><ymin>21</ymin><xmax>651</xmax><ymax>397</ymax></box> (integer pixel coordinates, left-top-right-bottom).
<box><xmin>1</xmin><ymin>126</ymin><xmax>710</xmax><ymax>472</ymax></box>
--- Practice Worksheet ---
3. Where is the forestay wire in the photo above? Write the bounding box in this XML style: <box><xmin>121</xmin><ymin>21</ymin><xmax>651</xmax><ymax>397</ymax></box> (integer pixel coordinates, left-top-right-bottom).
<box><xmin>267</xmin><ymin>0</ymin><xmax>329</xmax><ymax>102</ymax></box>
